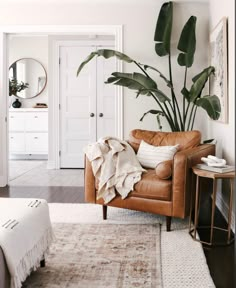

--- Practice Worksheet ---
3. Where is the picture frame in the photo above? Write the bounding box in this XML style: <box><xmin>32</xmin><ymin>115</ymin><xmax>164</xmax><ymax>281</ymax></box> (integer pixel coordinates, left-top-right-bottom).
<box><xmin>209</xmin><ymin>17</ymin><xmax>228</xmax><ymax>123</ymax></box>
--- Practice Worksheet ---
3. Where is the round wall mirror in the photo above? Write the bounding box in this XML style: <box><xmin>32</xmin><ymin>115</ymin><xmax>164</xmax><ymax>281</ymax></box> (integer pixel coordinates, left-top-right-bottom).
<box><xmin>9</xmin><ymin>58</ymin><xmax>47</xmax><ymax>99</ymax></box>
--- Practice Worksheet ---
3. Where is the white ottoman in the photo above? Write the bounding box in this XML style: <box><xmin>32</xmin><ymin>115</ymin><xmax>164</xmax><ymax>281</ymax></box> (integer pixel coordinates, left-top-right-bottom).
<box><xmin>0</xmin><ymin>198</ymin><xmax>54</xmax><ymax>288</ymax></box>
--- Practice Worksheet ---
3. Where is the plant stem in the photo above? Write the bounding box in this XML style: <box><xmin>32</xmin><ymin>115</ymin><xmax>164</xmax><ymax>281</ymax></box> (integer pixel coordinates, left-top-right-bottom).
<box><xmin>190</xmin><ymin>105</ymin><xmax>198</xmax><ymax>130</ymax></box>
<box><xmin>134</xmin><ymin>61</ymin><xmax>150</xmax><ymax>78</ymax></box>
<box><xmin>168</xmin><ymin>54</ymin><xmax>177</xmax><ymax>125</ymax></box>
<box><xmin>183</xmin><ymin>66</ymin><xmax>188</xmax><ymax>129</ymax></box>
<box><xmin>163</xmin><ymin>102</ymin><xmax>176</xmax><ymax>130</ymax></box>
<box><xmin>134</xmin><ymin>60</ymin><xmax>176</xmax><ymax>131</ymax></box>
<box><xmin>185</xmin><ymin>101</ymin><xmax>190</xmax><ymax>122</ymax></box>
<box><xmin>168</xmin><ymin>53</ymin><xmax>184</xmax><ymax>131</ymax></box>
<box><xmin>150</xmin><ymin>92</ymin><xmax>176</xmax><ymax>131</ymax></box>
<box><xmin>187</xmin><ymin>103</ymin><xmax>196</xmax><ymax>130</ymax></box>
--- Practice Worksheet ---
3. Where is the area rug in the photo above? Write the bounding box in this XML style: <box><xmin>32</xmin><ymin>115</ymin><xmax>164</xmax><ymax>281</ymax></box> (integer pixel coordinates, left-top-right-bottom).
<box><xmin>23</xmin><ymin>204</ymin><xmax>215</xmax><ymax>288</ymax></box>
<box><xmin>23</xmin><ymin>223</ymin><xmax>162</xmax><ymax>288</ymax></box>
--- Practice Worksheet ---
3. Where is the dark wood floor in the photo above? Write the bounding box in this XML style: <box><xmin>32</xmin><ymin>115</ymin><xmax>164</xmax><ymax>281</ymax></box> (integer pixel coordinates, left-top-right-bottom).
<box><xmin>0</xmin><ymin>183</ymin><xmax>234</xmax><ymax>288</ymax></box>
<box><xmin>197</xmin><ymin>191</ymin><xmax>235</xmax><ymax>288</ymax></box>
<box><xmin>0</xmin><ymin>185</ymin><xmax>85</xmax><ymax>203</ymax></box>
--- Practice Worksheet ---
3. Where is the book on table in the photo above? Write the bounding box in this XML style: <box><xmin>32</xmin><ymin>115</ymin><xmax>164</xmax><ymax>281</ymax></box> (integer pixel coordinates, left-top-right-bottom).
<box><xmin>196</xmin><ymin>163</ymin><xmax>235</xmax><ymax>173</ymax></box>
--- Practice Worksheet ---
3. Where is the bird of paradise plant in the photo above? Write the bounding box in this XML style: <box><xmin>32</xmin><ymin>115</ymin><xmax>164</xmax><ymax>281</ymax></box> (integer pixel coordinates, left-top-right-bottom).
<box><xmin>77</xmin><ymin>1</ymin><xmax>221</xmax><ymax>132</ymax></box>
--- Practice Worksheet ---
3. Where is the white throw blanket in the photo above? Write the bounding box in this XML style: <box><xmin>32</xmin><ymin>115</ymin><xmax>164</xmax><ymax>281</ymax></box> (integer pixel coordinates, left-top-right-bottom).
<box><xmin>0</xmin><ymin>198</ymin><xmax>54</xmax><ymax>288</ymax></box>
<box><xmin>84</xmin><ymin>137</ymin><xmax>145</xmax><ymax>203</ymax></box>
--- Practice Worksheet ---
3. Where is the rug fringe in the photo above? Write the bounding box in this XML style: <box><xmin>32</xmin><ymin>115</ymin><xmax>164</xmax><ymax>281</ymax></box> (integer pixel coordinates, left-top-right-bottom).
<box><xmin>11</xmin><ymin>226</ymin><xmax>55</xmax><ymax>288</ymax></box>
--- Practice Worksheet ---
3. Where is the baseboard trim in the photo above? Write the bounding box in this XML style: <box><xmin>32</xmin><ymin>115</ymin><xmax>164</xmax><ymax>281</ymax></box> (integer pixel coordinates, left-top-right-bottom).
<box><xmin>0</xmin><ymin>175</ymin><xmax>7</xmax><ymax>187</ymax></box>
<box><xmin>216</xmin><ymin>193</ymin><xmax>235</xmax><ymax>233</ymax></box>
<box><xmin>9</xmin><ymin>154</ymin><xmax>48</xmax><ymax>160</ymax></box>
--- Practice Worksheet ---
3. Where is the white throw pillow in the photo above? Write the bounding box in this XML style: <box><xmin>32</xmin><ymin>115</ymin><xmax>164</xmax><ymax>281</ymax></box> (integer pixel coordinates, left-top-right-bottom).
<box><xmin>137</xmin><ymin>140</ymin><xmax>179</xmax><ymax>169</ymax></box>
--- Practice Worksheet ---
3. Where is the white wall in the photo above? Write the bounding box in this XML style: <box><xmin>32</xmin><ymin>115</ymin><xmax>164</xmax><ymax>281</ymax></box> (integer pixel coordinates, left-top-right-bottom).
<box><xmin>208</xmin><ymin>0</ymin><xmax>235</xmax><ymax>229</ymax></box>
<box><xmin>8</xmin><ymin>36</ymin><xmax>48</xmax><ymax>108</ymax></box>
<box><xmin>0</xmin><ymin>0</ymin><xmax>209</xmax><ymax>138</ymax></box>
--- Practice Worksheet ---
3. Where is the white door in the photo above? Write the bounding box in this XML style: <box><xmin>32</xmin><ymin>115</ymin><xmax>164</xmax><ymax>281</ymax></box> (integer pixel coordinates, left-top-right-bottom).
<box><xmin>60</xmin><ymin>46</ymin><xmax>96</xmax><ymax>168</ymax></box>
<box><xmin>59</xmin><ymin>43</ymin><xmax>116</xmax><ymax>168</ymax></box>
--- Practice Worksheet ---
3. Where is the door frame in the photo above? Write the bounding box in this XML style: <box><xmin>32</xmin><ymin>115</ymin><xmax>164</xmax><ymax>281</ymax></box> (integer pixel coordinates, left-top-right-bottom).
<box><xmin>0</xmin><ymin>25</ymin><xmax>123</xmax><ymax>186</ymax></box>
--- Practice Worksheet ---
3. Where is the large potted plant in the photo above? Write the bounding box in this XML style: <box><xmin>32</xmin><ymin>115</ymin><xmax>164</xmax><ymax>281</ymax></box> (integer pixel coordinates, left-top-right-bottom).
<box><xmin>77</xmin><ymin>1</ymin><xmax>221</xmax><ymax>132</ymax></box>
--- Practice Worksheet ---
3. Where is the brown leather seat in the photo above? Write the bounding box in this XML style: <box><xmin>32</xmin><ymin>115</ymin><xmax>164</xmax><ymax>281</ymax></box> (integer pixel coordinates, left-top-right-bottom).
<box><xmin>132</xmin><ymin>170</ymin><xmax>172</xmax><ymax>201</ymax></box>
<box><xmin>84</xmin><ymin>129</ymin><xmax>215</xmax><ymax>231</ymax></box>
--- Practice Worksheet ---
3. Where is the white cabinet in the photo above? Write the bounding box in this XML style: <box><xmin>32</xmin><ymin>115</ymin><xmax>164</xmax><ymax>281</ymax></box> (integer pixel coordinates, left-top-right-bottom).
<box><xmin>9</xmin><ymin>108</ymin><xmax>48</xmax><ymax>157</ymax></box>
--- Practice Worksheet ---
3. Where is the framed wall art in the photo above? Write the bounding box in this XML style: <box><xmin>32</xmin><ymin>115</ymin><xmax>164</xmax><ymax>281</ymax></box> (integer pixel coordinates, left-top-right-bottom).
<box><xmin>209</xmin><ymin>17</ymin><xmax>228</xmax><ymax>123</ymax></box>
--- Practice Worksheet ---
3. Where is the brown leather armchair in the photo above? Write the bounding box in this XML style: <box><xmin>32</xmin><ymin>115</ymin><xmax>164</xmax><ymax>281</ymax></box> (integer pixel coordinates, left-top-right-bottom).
<box><xmin>84</xmin><ymin>129</ymin><xmax>215</xmax><ymax>231</ymax></box>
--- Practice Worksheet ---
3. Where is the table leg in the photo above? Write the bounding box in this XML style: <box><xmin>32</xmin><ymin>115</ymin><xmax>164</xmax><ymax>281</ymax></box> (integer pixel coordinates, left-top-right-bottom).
<box><xmin>189</xmin><ymin>173</ymin><xmax>195</xmax><ymax>232</ymax></box>
<box><xmin>194</xmin><ymin>175</ymin><xmax>200</xmax><ymax>240</ymax></box>
<box><xmin>210</xmin><ymin>179</ymin><xmax>217</xmax><ymax>244</ymax></box>
<box><xmin>227</xmin><ymin>178</ymin><xmax>234</xmax><ymax>243</ymax></box>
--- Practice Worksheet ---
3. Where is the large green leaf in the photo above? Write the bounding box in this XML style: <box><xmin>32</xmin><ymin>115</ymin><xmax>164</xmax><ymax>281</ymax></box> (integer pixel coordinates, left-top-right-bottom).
<box><xmin>140</xmin><ymin>110</ymin><xmax>165</xmax><ymax>130</ymax></box>
<box><xmin>106</xmin><ymin>72</ymin><xmax>157</xmax><ymax>94</ymax></box>
<box><xmin>196</xmin><ymin>95</ymin><xmax>221</xmax><ymax>120</ymax></box>
<box><xmin>136</xmin><ymin>88</ymin><xmax>170</xmax><ymax>103</ymax></box>
<box><xmin>189</xmin><ymin>66</ymin><xmax>215</xmax><ymax>102</ymax></box>
<box><xmin>154</xmin><ymin>2</ymin><xmax>173</xmax><ymax>56</ymax></box>
<box><xmin>177</xmin><ymin>16</ymin><xmax>197</xmax><ymax>67</ymax></box>
<box><xmin>77</xmin><ymin>49</ymin><xmax>133</xmax><ymax>76</ymax></box>
<box><xmin>143</xmin><ymin>64</ymin><xmax>172</xmax><ymax>87</ymax></box>
<box><xmin>192</xmin><ymin>66</ymin><xmax>215</xmax><ymax>83</ymax></box>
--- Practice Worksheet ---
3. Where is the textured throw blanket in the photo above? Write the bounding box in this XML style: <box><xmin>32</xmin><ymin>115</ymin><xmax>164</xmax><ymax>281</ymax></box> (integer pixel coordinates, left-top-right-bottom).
<box><xmin>84</xmin><ymin>137</ymin><xmax>145</xmax><ymax>203</ymax></box>
<box><xmin>0</xmin><ymin>198</ymin><xmax>54</xmax><ymax>288</ymax></box>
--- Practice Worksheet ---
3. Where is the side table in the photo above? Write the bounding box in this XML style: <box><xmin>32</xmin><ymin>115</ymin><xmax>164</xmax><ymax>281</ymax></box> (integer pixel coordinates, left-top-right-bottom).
<box><xmin>189</xmin><ymin>167</ymin><xmax>235</xmax><ymax>246</ymax></box>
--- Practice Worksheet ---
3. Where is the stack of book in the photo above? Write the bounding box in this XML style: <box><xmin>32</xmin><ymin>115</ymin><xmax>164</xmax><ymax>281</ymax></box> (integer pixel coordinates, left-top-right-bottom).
<box><xmin>196</xmin><ymin>163</ymin><xmax>235</xmax><ymax>173</ymax></box>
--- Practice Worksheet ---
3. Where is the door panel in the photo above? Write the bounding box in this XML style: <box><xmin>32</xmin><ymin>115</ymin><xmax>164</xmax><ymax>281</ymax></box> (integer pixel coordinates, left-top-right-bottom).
<box><xmin>96</xmin><ymin>47</ymin><xmax>116</xmax><ymax>139</ymax></box>
<box><xmin>60</xmin><ymin>46</ymin><xmax>96</xmax><ymax>168</ymax></box>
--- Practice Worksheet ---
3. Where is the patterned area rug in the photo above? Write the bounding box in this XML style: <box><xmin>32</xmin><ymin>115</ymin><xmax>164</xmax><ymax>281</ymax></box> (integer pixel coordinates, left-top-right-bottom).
<box><xmin>23</xmin><ymin>223</ymin><xmax>162</xmax><ymax>288</ymax></box>
<box><xmin>23</xmin><ymin>204</ymin><xmax>215</xmax><ymax>288</ymax></box>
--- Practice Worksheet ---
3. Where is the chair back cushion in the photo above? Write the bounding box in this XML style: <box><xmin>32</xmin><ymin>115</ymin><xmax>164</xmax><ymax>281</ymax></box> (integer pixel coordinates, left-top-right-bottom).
<box><xmin>129</xmin><ymin>129</ymin><xmax>201</xmax><ymax>152</ymax></box>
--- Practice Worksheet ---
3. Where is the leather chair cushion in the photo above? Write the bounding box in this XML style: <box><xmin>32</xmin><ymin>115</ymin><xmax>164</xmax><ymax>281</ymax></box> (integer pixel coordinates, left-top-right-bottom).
<box><xmin>128</xmin><ymin>129</ymin><xmax>201</xmax><ymax>152</ymax></box>
<box><xmin>132</xmin><ymin>170</ymin><xmax>171</xmax><ymax>201</ymax></box>
<box><xmin>155</xmin><ymin>159</ymin><xmax>173</xmax><ymax>179</ymax></box>
<box><xmin>95</xmin><ymin>170</ymin><xmax>171</xmax><ymax>201</ymax></box>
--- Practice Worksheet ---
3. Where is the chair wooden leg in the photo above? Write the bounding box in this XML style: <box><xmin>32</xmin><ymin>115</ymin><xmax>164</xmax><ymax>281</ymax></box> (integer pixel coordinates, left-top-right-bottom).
<box><xmin>166</xmin><ymin>216</ymin><xmax>172</xmax><ymax>232</ymax></box>
<box><xmin>40</xmin><ymin>259</ymin><xmax>45</xmax><ymax>267</ymax></box>
<box><xmin>103</xmin><ymin>205</ymin><xmax>107</xmax><ymax>220</ymax></box>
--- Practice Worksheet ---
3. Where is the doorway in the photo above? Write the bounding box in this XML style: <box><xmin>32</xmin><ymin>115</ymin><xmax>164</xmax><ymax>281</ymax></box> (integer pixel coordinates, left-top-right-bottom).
<box><xmin>8</xmin><ymin>35</ymin><xmax>49</xmax><ymax>185</ymax></box>
<box><xmin>0</xmin><ymin>25</ymin><xmax>123</xmax><ymax>187</ymax></box>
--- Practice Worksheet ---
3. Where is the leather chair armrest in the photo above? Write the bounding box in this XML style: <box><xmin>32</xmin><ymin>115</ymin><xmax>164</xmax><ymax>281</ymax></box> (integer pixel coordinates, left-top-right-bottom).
<box><xmin>84</xmin><ymin>156</ymin><xmax>96</xmax><ymax>203</ymax></box>
<box><xmin>172</xmin><ymin>144</ymin><xmax>215</xmax><ymax>218</ymax></box>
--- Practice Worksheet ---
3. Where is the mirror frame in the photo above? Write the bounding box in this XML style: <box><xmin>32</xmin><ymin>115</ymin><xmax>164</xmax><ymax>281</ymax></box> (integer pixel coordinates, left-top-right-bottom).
<box><xmin>9</xmin><ymin>57</ymin><xmax>47</xmax><ymax>99</ymax></box>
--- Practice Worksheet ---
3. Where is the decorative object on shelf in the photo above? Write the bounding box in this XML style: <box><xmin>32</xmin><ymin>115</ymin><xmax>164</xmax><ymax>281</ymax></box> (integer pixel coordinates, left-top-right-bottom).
<box><xmin>77</xmin><ymin>1</ymin><xmax>221</xmax><ymax>132</ymax></box>
<box><xmin>196</xmin><ymin>155</ymin><xmax>235</xmax><ymax>173</ymax></box>
<box><xmin>195</xmin><ymin>163</ymin><xmax>235</xmax><ymax>173</ymax></box>
<box><xmin>9</xmin><ymin>78</ymin><xmax>29</xmax><ymax>96</ymax></box>
<box><xmin>12</xmin><ymin>98</ymin><xmax>22</xmax><ymax>108</ymax></box>
<box><xmin>33</xmin><ymin>103</ymin><xmax>48</xmax><ymax>108</ymax></box>
<box><xmin>201</xmin><ymin>155</ymin><xmax>226</xmax><ymax>167</ymax></box>
<box><xmin>9</xmin><ymin>58</ymin><xmax>47</xmax><ymax>99</ymax></box>
<box><xmin>209</xmin><ymin>17</ymin><xmax>228</xmax><ymax>123</ymax></box>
